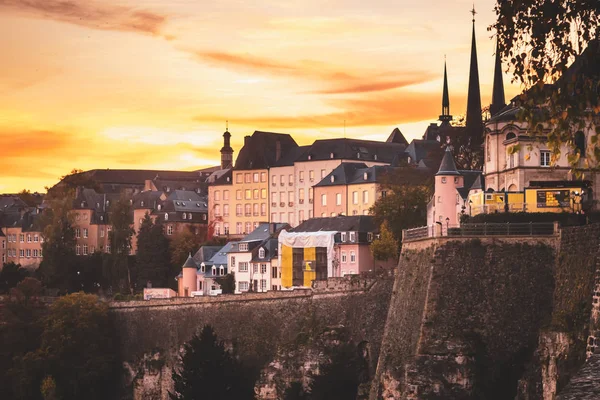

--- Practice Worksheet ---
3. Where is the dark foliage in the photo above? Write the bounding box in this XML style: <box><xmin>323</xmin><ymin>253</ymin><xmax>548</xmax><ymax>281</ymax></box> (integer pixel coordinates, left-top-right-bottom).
<box><xmin>0</xmin><ymin>262</ymin><xmax>29</xmax><ymax>293</ymax></box>
<box><xmin>106</xmin><ymin>196</ymin><xmax>135</xmax><ymax>294</ymax></box>
<box><xmin>136</xmin><ymin>214</ymin><xmax>171</xmax><ymax>289</ymax></box>
<box><xmin>283</xmin><ymin>381</ymin><xmax>309</xmax><ymax>400</ymax></box>
<box><xmin>215</xmin><ymin>273</ymin><xmax>236</xmax><ymax>294</ymax></box>
<box><xmin>170</xmin><ymin>325</ymin><xmax>256</xmax><ymax>400</ymax></box>
<box><xmin>309</xmin><ymin>344</ymin><xmax>364</xmax><ymax>400</ymax></box>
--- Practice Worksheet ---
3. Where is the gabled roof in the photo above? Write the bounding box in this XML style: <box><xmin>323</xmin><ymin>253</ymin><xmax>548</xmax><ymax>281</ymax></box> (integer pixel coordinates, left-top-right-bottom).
<box><xmin>192</xmin><ymin>246</ymin><xmax>222</xmax><ymax>265</ymax></box>
<box><xmin>207</xmin><ymin>241</ymin><xmax>238</xmax><ymax>266</ymax></box>
<box><xmin>459</xmin><ymin>170</ymin><xmax>484</xmax><ymax>192</ymax></box>
<box><xmin>234</xmin><ymin>131</ymin><xmax>298</xmax><ymax>170</ymax></box>
<box><xmin>296</xmin><ymin>138</ymin><xmax>406</xmax><ymax>164</ymax></box>
<box><xmin>386</xmin><ymin>128</ymin><xmax>409</xmax><ymax>146</ymax></box>
<box><xmin>292</xmin><ymin>216</ymin><xmax>377</xmax><ymax>233</ymax></box>
<box><xmin>73</xmin><ymin>188</ymin><xmax>122</xmax><ymax>211</ymax></box>
<box><xmin>240</xmin><ymin>223</ymin><xmax>289</xmax><ymax>243</ymax></box>
<box><xmin>182</xmin><ymin>254</ymin><xmax>197</xmax><ymax>269</ymax></box>
<box><xmin>314</xmin><ymin>163</ymin><xmax>367</xmax><ymax>187</ymax></box>
<box><xmin>132</xmin><ymin>191</ymin><xmax>164</xmax><ymax>210</ymax></box>
<box><xmin>251</xmin><ymin>237</ymin><xmax>278</xmax><ymax>263</ymax></box>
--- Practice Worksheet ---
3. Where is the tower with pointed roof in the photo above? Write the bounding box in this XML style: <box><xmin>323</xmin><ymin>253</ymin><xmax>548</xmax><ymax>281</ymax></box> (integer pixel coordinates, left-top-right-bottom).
<box><xmin>181</xmin><ymin>253</ymin><xmax>198</xmax><ymax>297</ymax></box>
<box><xmin>220</xmin><ymin>123</ymin><xmax>234</xmax><ymax>170</ymax></box>
<box><xmin>490</xmin><ymin>39</ymin><xmax>507</xmax><ymax>117</ymax></box>
<box><xmin>433</xmin><ymin>147</ymin><xmax>464</xmax><ymax>228</ymax></box>
<box><xmin>439</xmin><ymin>61</ymin><xmax>453</xmax><ymax>125</ymax></box>
<box><xmin>466</xmin><ymin>6</ymin><xmax>483</xmax><ymax>140</ymax></box>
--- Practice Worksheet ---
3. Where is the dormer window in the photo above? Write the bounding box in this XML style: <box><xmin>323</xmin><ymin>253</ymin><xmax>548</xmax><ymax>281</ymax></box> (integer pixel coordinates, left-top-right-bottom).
<box><xmin>81</xmin><ymin>202</ymin><xmax>85</xmax><ymax>208</ymax></box>
<box><xmin>259</xmin><ymin>247</ymin><xmax>265</xmax><ymax>259</ymax></box>
<box><xmin>357</xmin><ymin>153</ymin><xmax>361</xmax><ymax>158</ymax></box>
<box><xmin>219</xmin><ymin>266</ymin><xmax>224</xmax><ymax>275</ymax></box>
<box><xmin>202</xmin><ymin>214</ymin><xmax>207</xmax><ymax>221</ymax></box>
<box><xmin>374</xmin><ymin>154</ymin><xmax>378</xmax><ymax>160</ymax></box>
<box><xmin>188</xmin><ymin>213</ymin><xmax>192</xmax><ymax>220</ymax></box>
<box><xmin>182</xmin><ymin>213</ymin><xmax>187</xmax><ymax>220</ymax></box>
<box><xmin>212</xmin><ymin>267</ymin><xmax>216</xmax><ymax>275</ymax></box>
<box><xmin>200</xmin><ymin>264</ymin><xmax>205</xmax><ymax>273</ymax></box>
<box><xmin>196</xmin><ymin>203</ymin><xmax>200</xmax><ymax>207</ymax></box>
<box><xmin>308</xmin><ymin>154</ymin><xmax>312</xmax><ymax>160</ymax></box>
<box><xmin>239</xmin><ymin>243</ymin><xmax>248</xmax><ymax>251</ymax></box>
<box><xmin>349</xmin><ymin>232</ymin><xmax>356</xmax><ymax>242</ymax></box>
<box><xmin>106</xmin><ymin>200</ymin><xmax>110</xmax><ymax>207</ymax></box>
<box><xmin>363</xmin><ymin>172</ymin><xmax>368</xmax><ymax>180</ymax></box>
<box><xmin>330</xmin><ymin>152</ymin><xmax>334</xmax><ymax>159</ymax></box>
<box><xmin>96</xmin><ymin>202</ymin><xmax>100</xmax><ymax>208</ymax></box>
<box><xmin>341</xmin><ymin>232</ymin><xmax>347</xmax><ymax>242</ymax></box>
<box><xmin>140</xmin><ymin>201</ymin><xmax>144</xmax><ymax>207</ymax></box>
<box><xmin>330</xmin><ymin>175</ymin><xmax>335</xmax><ymax>183</ymax></box>
<box><xmin>157</xmin><ymin>204</ymin><xmax>162</xmax><ymax>211</ymax></box>
<box><xmin>407</xmin><ymin>156</ymin><xmax>412</xmax><ymax>164</ymax></box>
<box><xmin>164</xmin><ymin>213</ymin><xmax>169</xmax><ymax>221</ymax></box>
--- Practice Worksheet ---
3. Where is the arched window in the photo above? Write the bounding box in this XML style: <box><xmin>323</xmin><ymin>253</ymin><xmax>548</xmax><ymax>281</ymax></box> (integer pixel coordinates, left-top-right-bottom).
<box><xmin>212</xmin><ymin>267</ymin><xmax>216</xmax><ymax>275</ymax></box>
<box><xmin>505</xmin><ymin>132</ymin><xmax>516</xmax><ymax>141</ymax></box>
<box><xmin>182</xmin><ymin>213</ymin><xmax>187</xmax><ymax>220</ymax></box>
<box><xmin>200</xmin><ymin>264</ymin><xmax>205</xmax><ymax>273</ymax></box>
<box><xmin>575</xmin><ymin>131</ymin><xmax>586</xmax><ymax>156</ymax></box>
<box><xmin>219</xmin><ymin>266</ymin><xmax>224</xmax><ymax>275</ymax></box>
<box><xmin>164</xmin><ymin>213</ymin><xmax>169</xmax><ymax>221</ymax></box>
<box><xmin>259</xmin><ymin>247</ymin><xmax>265</xmax><ymax>259</ymax></box>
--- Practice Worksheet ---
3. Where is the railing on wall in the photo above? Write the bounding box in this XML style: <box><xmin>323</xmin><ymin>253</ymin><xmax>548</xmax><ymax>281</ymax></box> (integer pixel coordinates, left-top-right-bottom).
<box><xmin>402</xmin><ymin>222</ymin><xmax>559</xmax><ymax>242</ymax></box>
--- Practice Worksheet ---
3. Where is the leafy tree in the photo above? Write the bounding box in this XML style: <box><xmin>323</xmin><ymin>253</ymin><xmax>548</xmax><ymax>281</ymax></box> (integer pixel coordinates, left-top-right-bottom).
<box><xmin>17</xmin><ymin>189</ymin><xmax>40</xmax><ymax>207</ymax></box>
<box><xmin>370</xmin><ymin>170</ymin><xmax>433</xmax><ymax>244</ymax></box>
<box><xmin>309</xmin><ymin>344</ymin><xmax>362</xmax><ymax>400</ymax></box>
<box><xmin>170</xmin><ymin>228</ymin><xmax>204</xmax><ymax>275</ymax></box>
<box><xmin>46</xmin><ymin>168</ymin><xmax>101</xmax><ymax>198</ymax></box>
<box><xmin>136</xmin><ymin>214</ymin><xmax>171</xmax><ymax>289</ymax></box>
<box><xmin>37</xmin><ymin>293</ymin><xmax>118</xmax><ymax>400</ymax></box>
<box><xmin>492</xmin><ymin>1</ymin><xmax>600</xmax><ymax>169</ymax></box>
<box><xmin>0</xmin><ymin>262</ymin><xmax>28</xmax><ymax>292</ymax></box>
<box><xmin>215</xmin><ymin>273</ymin><xmax>236</xmax><ymax>294</ymax></box>
<box><xmin>105</xmin><ymin>195</ymin><xmax>134</xmax><ymax>294</ymax></box>
<box><xmin>370</xmin><ymin>221</ymin><xmax>399</xmax><ymax>262</ymax></box>
<box><xmin>78</xmin><ymin>251</ymin><xmax>107</xmax><ymax>293</ymax></box>
<box><xmin>283</xmin><ymin>381</ymin><xmax>308</xmax><ymax>400</ymax></box>
<box><xmin>170</xmin><ymin>325</ymin><xmax>255</xmax><ymax>400</ymax></box>
<box><xmin>38</xmin><ymin>195</ymin><xmax>78</xmax><ymax>293</ymax></box>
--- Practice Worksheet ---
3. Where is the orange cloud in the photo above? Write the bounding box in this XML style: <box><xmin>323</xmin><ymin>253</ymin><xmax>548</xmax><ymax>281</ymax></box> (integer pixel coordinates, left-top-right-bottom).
<box><xmin>0</xmin><ymin>0</ymin><xmax>168</xmax><ymax>36</ymax></box>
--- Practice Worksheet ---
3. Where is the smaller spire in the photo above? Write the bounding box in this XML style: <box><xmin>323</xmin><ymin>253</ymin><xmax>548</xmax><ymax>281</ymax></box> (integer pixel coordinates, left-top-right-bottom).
<box><xmin>490</xmin><ymin>38</ymin><xmax>506</xmax><ymax>117</ymax></box>
<box><xmin>182</xmin><ymin>254</ymin><xmax>197</xmax><ymax>269</ymax></box>
<box><xmin>226</xmin><ymin>119</ymin><xmax>228</xmax><ymax>132</ymax></box>
<box><xmin>439</xmin><ymin>60</ymin><xmax>452</xmax><ymax>124</ymax></box>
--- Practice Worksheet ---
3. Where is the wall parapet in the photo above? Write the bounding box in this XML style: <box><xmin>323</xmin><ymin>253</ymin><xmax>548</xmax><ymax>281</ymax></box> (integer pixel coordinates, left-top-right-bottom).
<box><xmin>403</xmin><ymin>221</ymin><xmax>560</xmax><ymax>242</ymax></box>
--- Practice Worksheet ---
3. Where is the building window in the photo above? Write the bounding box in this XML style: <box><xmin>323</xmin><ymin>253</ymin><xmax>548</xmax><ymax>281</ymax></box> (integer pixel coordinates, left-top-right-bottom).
<box><xmin>106</xmin><ymin>245</ymin><xmax>111</xmax><ymax>253</ymax></box>
<box><xmin>350</xmin><ymin>251</ymin><xmax>356</xmax><ymax>263</ymax></box>
<box><xmin>289</xmin><ymin>174</ymin><xmax>293</xmax><ymax>185</ymax></box>
<box><xmin>76</xmin><ymin>245</ymin><xmax>80</xmax><ymax>255</ymax></box>
<box><xmin>349</xmin><ymin>232</ymin><xmax>356</xmax><ymax>242</ymax></box>
<box><xmin>299</xmin><ymin>171</ymin><xmax>304</xmax><ymax>182</ymax></box>
<box><xmin>309</xmin><ymin>170</ymin><xmax>314</xmax><ymax>182</ymax></box>
<box><xmin>341</xmin><ymin>232</ymin><xmax>347</xmax><ymax>242</ymax></box>
<box><xmin>299</xmin><ymin>210</ymin><xmax>304</xmax><ymax>222</ymax></box>
<box><xmin>352</xmin><ymin>191</ymin><xmax>358</xmax><ymax>204</ymax></box>
<box><xmin>363</xmin><ymin>190</ymin><xmax>369</xmax><ymax>204</ymax></box>
<box><xmin>261</xmin><ymin>188</ymin><xmax>267</xmax><ymax>199</ymax></box>
<box><xmin>167</xmin><ymin>225</ymin><xmax>173</xmax><ymax>235</ymax></box>
<box><xmin>245</xmin><ymin>204</ymin><xmax>251</xmax><ymax>216</ymax></box>
<box><xmin>239</xmin><ymin>281</ymin><xmax>249</xmax><ymax>291</ymax></box>
<box><xmin>215</xmin><ymin>191</ymin><xmax>220</xmax><ymax>201</ymax></box>
<box><xmin>260</xmin><ymin>279</ymin><xmax>267</xmax><ymax>291</ymax></box>
<box><xmin>253</xmin><ymin>263</ymin><xmax>259</xmax><ymax>273</ymax></box>
<box><xmin>261</xmin><ymin>203</ymin><xmax>267</xmax><ymax>216</ymax></box>
<box><xmin>215</xmin><ymin>224</ymin><xmax>221</xmax><ymax>236</ymax></box>
<box><xmin>272</xmin><ymin>266</ymin><xmax>278</xmax><ymax>278</ymax></box>
<box><xmin>454</xmin><ymin>177</ymin><xmax>459</xmax><ymax>184</ymax></box>
<box><xmin>224</xmin><ymin>223</ymin><xmax>229</xmax><ymax>235</ymax></box>
<box><xmin>236</xmin><ymin>222</ymin><xmax>242</xmax><ymax>234</ymax></box>
<box><xmin>100</xmin><ymin>228</ymin><xmax>104</xmax><ymax>238</ymax></box>
<box><xmin>75</xmin><ymin>228</ymin><xmax>80</xmax><ymax>238</ymax></box>
<box><xmin>321</xmin><ymin>169</ymin><xmax>326</xmax><ymax>179</ymax></box>
<box><xmin>441</xmin><ymin>177</ymin><xmax>447</xmax><ymax>183</ymax></box>
<box><xmin>27</xmin><ymin>234</ymin><xmax>31</xmax><ymax>243</ymax></box>
<box><xmin>236</xmin><ymin>173</ymin><xmax>243</xmax><ymax>183</ymax></box>
<box><xmin>236</xmin><ymin>190</ymin><xmax>242</xmax><ymax>200</ymax></box>
<box><xmin>39</xmin><ymin>248</ymin><xmax>43</xmax><ymax>257</ymax></box>
<box><xmin>253</xmin><ymin>203</ymin><xmax>259</xmax><ymax>216</ymax></box>
<box><xmin>239</xmin><ymin>243</ymin><xmax>249</xmax><ymax>251</ymax></box>
<box><xmin>245</xmin><ymin>190</ymin><xmax>252</xmax><ymax>200</ymax></box>
<box><xmin>253</xmin><ymin>172</ymin><xmax>259</xmax><ymax>182</ymax></box>
<box><xmin>321</xmin><ymin>194</ymin><xmax>327</xmax><ymax>206</ymax></box>
<box><xmin>26</xmin><ymin>249</ymin><xmax>31</xmax><ymax>258</ymax></box>
<box><xmin>259</xmin><ymin>247</ymin><xmax>265</xmax><ymax>258</ymax></box>
<box><xmin>341</xmin><ymin>251</ymin><xmax>347</xmax><ymax>263</ymax></box>
<box><xmin>245</xmin><ymin>173</ymin><xmax>251</xmax><ymax>183</ymax></box>
<box><xmin>83</xmin><ymin>244</ymin><xmax>88</xmax><ymax>255</ymax></box>
<box><xmin>438</xmin><ymin>196</ymin><xmax>442</xmax><ymax>203</ymax></box>
<box><xmin>254</xmin><ymin>189</ymin><xmax>259</xmax><ymax>200</ymax></box>
<box><xmin>223</xmin><ymin>204</ymin><xmax>229</xmax><ymax>217</ymax></box>
<box><xmin>224</xmin><ymin>190</ymin><xmax>229</xmax><ymax>200</ymax></box>
<box><xmin>19</xmin><ymin>234</ymin><xmax>24</xmax><ymax>243</ymax></box>
<box><xmin>540</xmin><ymin>150</ymin><xmax>551</xmax><ymax>167</ymax></box>
<box><xmin>336</xmin><ymin>193</ymin><xmax>342</xmax><ymax>206</ymax></box>
<box><xmin>164</xmin><ymin>213</ymin><xmax>169</xmax><ymax>221</ymax></box>
<box><xmin>245</xmin><ymin>222</ymin><xmax>251</xmax><ymax>234</ymax></box>
<box><xmin>83</xmin><ymin>228</ymin><xmax>88</xmax><ymax>238</ymax></box>
<box><xmin>239</xmin><ymin>262</ymin><xmax>248</xmax><ymax>272</ymax></box>
<box><xmin>215</xmin><ymin>205</ymin><xmax>221</xmax><ymax>217</ymax></box>
<box><xmin>236</xmin><ymin>204</ymin><xmax>242</xmax><ymax>216</ymax></box>
<box><xmin>261</xmin><ymin>172</ymin><xmax>267</xmax><ymax>182</ymax></box>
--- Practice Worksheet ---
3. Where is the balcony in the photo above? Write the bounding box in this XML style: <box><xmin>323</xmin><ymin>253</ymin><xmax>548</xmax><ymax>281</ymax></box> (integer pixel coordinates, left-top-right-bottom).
<box><xmin>236</xmin><ymin>213</ymin><xmax>242</xmax><ymax>217</ymax></box>
<box><xmin>280</xmin><ymin>202</ymin><xmax>286</xmax><ymax>207</ymax></box>
<box><xmin>280</xmin><ymin>183</ymin><xmax>285</xmax><ymax>186</ymax></box>
<box><xmin>299</xmin><ymin>199</ymin><xmax>304</xmax><ymax>204</ymax></box>
<box><xmin>245</xmin><ymin>213</ymin><xmax>252</xmax><ymax>217</ymax></box>
<box><xmin>309</xmin><ymin>199</ymin><xmax>313</xmax><ymax>204</ymax></box>
<box><xmin>253</xmin><ymin>212</ymin><xmax>259</xmax><ymax>217</ymax></box>
<box><xmin>299</xmin><ymin>179</ymin><xmax>304</xmax><ymax>183</ymax></box>
<box><xmin>272</xmin><ymin>183</ymin><xmax>276</xmax><ymax>187</ymax></box>
<box><xmin>288</xmin><ymin>202</ymin><xmax>294</xmax><ymax>207</ymax></box>
<box><xmin>289</xmin><ymin>182</ymin><xmax>293</xmax><ymax>186</ymax></box>
<box><xmin>271</xmin><ymin>202</ymin><xmax>277</xmax><ymax>207</ymax></box>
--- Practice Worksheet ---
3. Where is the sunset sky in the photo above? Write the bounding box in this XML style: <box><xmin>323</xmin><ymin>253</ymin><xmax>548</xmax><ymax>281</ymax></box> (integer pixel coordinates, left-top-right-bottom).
<box><xmin>0</xmin><ymin>0</ymin><xmax>521</xmax><ymax>193</ymax></box>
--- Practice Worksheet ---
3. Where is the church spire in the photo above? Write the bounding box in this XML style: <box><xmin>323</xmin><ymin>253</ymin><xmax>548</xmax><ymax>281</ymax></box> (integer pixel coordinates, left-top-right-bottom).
<box><xmin>466</xmin><ymin>5</ymin><xmax>483</xmax><ymax>134</ymax></box>
<box><xmin>220</xmin><ymin>121</ymin><xmax>234</xmax><ymax>170</ymax></box>
<box><xmin>439</xmin><ymin>59</ymin><xmax>452</xmax><ymax>125</ymax></box>
<box><xmin>490</xmin><ymin>38</ymin><xmax>506</xmax><ymax>117</ymax></box>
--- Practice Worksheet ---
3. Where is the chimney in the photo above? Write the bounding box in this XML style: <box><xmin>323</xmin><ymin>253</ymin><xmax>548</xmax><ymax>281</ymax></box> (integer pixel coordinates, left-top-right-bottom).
<box><xmin>269</xmin><ymin>222</ymin><xmax>277</xmax><ymax>234</ymax></box>
<box><xmin>244</xmin><ymin>135</ymin><xmax>251</xmax><ymax>146</ymax></box>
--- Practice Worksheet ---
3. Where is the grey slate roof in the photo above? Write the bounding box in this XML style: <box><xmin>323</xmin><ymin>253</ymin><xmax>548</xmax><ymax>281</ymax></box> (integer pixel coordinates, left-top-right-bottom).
<box><xmin>192</xmin><ymin>246</ymin><xmax>222</xmax><ymax>265</ymax></box>
<box><xmin>182</xmin><ymin>254</ymin><xmax>197</xmax><ymax>269</ymax></box>
<box><xmin>206</xmin><ymin>241</ymin><xmax>237</xmax><ymax>267</ymax></box>
<box><xmin>132</xmin><ymin>191</ymin><xmax>164</xmax><ymax>210</ymax></box>
<box><xmin>386</xmin><ymin>128</ymin><xmax>409</xmax><ymax>146</ymax></box>
<box><xmin>296</xmin><ymin>138</ymin><xmax>406</xmax><ymax>164</ymax></box>
<box><xmin>234</xmin><ymin>131</ymin><xmax>299</xmax><ymax>170</ymax></box>
<box><xmin>436</xmin><ymin>147</ymin><xmax>460</xmax><ymax>176</ymax></box>
<box><xmin>292</xmin><ymin>216</ymin><xmax>377</xmax><ymax>233</ymax></box>
<box><xmin>273</xmin><ymin>145</ymin><xmax>311</xmax><ymax>167</ymax></box>
<box><xmin>251</xmin><ymin>237</ymin><xmax>278</xmax><ymax>263</ymax></box>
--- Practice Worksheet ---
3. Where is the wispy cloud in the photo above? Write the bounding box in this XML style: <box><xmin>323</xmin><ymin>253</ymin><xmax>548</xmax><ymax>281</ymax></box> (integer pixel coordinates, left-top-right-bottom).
<box><xmin>193</xmin><ymin>50</ymin><xmax>434</xmax><ymax>94</ymax></box>
<box><xmin>0</xmin><ymin>0</ymin><xmax>169</xmax><ymax>36</ymax></box>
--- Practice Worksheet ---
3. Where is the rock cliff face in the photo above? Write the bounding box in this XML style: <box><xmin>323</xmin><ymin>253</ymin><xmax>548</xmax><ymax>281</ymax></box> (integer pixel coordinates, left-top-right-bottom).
<box><xmin>109</xmin><ymin>274</ymin><xmax>394</xmax><ymax>399</ymax></box>
<box><xmin>111</xmin><ymin>224</ymin><xmax>600</xmax><ymax>399</ymax></box>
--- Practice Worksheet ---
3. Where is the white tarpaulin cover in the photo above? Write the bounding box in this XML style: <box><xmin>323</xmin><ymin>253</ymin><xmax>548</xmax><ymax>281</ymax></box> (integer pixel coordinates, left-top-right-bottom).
<box><xmin>278</xmin><ymin>230</ymin><xmax>337</xmax><ymax>277</ymax></box>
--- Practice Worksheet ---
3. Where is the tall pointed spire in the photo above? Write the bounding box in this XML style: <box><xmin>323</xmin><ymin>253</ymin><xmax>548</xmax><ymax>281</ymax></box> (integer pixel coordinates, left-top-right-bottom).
<box><xmin>220</xmin><ymin>121</ymin><xmax>234</xmax><ymax>170</ymax></box>
<box><xmin>439</xmin><ymin>59</ymin><xmax>452</xmax><ymax>125</ymax></box>
<box><xmin>490</xmin><ymin>38</ymin><xmax>506</xmax><ymax>117</ymax></box>
<box><xmin>466</xmin><ymin>5</ymin><xmax>483</xmax><ymax>135</ymax></box>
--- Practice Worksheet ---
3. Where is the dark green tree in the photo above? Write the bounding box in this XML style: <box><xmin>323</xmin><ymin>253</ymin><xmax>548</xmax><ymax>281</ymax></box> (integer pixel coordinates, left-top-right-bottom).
<box><xmin>170</xmin><ymin>228</ymin><xmax>204</xmax><ymax>271</ymax></box>
<box><xmin>170</xmin><ymin>325</ymin><xmax>255</xmax><ymax>400</ymax></box>
<box><xmin>370</xmin><ymin>221</ymin><xmax>399</xmax><ymax>262</ymax></box>
<box><xmin>0</xmin><ymin>262</ymin><xmax>28</xmax><ymax>292</ymax></box>
<box><xmin>492</xmin><ymin>1</ymin><xmax>600</xmax><ymax>169</ymax></box>
<box><xmin>369</xmin><ymin>170</ymin><xmax>433</xmax><ymax>244</ymax></box>
<box><xmin>283</xmin><ymin>381</ymin><xmax>308</xmax><ymax>400</ymax></box>
<box><xmin>309</xmin><ymin>344</ymin><xmax>363</xmax><ymax>400</ymax></box>
<box><xmin>105</xmin><ymin>195</ymin><xmax>134</xmax><ymax>294</ymax></box>
<box><xmin>38</xmin><ymin>195</ymin><xmax>79</xmax><ymax>293</ymax></box>
<box><xmin>37</xmin><ymin>293</ymin><xmax>118</xmax><ymax>400</ymax></box>
<box><xmin>136</xmin><ymin>213</ymin><xmax>171</xmax><ymax>289</ymax></box>
<box><xmin>215</xmin><ymin>273</ymin><xmax>236</xmax><ymax>294</ymax></box>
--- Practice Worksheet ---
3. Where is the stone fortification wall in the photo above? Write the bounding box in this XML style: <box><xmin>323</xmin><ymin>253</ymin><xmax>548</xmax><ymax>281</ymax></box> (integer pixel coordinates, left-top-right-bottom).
<box><xmin>109</xmin><ymin>273</ymin><xmax>394</xmax><ymax>400</ymax></box>
<box><xmin>372</xmin><ymin>236</ymin><xmax>558</xmax><ymax>400</ymax></box>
